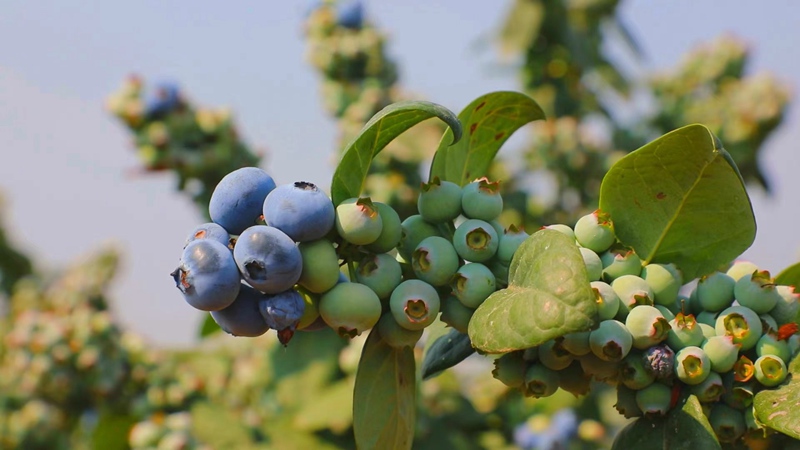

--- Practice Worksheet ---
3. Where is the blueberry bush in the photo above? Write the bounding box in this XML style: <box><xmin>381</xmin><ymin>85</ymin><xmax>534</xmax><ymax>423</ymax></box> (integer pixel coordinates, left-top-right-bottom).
<box><xmin>1</xmin><ymin>1</ymin><xmax>797</xmax><ymax>449</ymax></box>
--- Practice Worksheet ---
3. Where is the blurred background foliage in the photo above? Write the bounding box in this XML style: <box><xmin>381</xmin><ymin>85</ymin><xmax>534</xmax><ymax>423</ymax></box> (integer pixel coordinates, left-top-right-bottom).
<box><xmin>0</xmin><ymin>0</ymin><xmax>791</xmax><ymax>448</ymax></box>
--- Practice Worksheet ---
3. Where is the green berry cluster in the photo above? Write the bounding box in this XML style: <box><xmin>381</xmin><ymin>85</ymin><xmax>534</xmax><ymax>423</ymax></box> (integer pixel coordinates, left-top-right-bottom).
<box><xmin>128</xmin><ymin>412</ymin><xmax>211</xmax><ymax>450</ymax></box>
<box><xmin>491</xmin><ymin>209</ymin><xmax>800</xmax><ymax>445</ymax></box>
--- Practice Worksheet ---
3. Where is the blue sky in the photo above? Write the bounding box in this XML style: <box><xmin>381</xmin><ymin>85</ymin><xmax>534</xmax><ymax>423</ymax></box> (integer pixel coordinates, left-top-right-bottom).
<box><xmin>1</xmin><ymin>1</ymin><xmax>799</xmax><ymax>346</ymax></box>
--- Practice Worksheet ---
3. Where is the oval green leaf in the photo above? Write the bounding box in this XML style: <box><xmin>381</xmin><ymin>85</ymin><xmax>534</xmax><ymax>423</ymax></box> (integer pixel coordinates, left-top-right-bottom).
<box><xmin>421</xmin><ymin>329</ymin><xmax>475</xmax><ymax>380</ymax></box>
<box><xmin>429</xmin><ymin>91</ymin><xmax>545</xmax><ymax>186</ymax></box>
<box><xmin>611</xmin><ymin>395</ymin><xmax>720</xmax><ymax>450</ymax></box>
<box><xmin>776</xmin><ymin>262</ymin><xmax>800</xmax><ymax>287</ymax></box>
<box><xmin>353</xmin><ymin>329</ymin><xmax>416</xmax><ymax>450</ymax></box>
<box><xmin>468</xmin><ymin>229</ymin><xmax>597</xmax><ymax>354</ymax></box>
<box><xmin>754</xmin><ymin>362</ymin><xmax>800</xmax><ymax>439</ymax></box>
<box><xmin>599</xmin><ymin>124</ymin><xmax>756</xmax><ymax>280</ymax></box>
<box><xmin>331</xmin><ymin>101</ymin><xmax>461</xmax><ymax>206</ymax></box>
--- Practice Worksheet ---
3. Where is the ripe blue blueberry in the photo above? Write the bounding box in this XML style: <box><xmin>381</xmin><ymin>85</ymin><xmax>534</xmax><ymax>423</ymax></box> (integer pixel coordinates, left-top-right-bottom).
<box><xmin>210</xmin><ymin>284</ymin><xmax>269</xmax><ymax>337</ymax></box>
<box><xmin>259</xmin><ymin>288</ymin><xmax>306</xmax><ymax>345</ymax></box>
<box><xmin>144</xmin><ymin>81</ymin><xmax>181</xmax><ymax>118</ymax></box>
<box><xmin>209</xmin><ymin>167</ymin><xmax>277</xmax><ymax>235</ymax></box>
<box><xmin>233</xmin><ymin>225</ymin><xmax>302</xmax><ymax>294</ymax></box>
<box><xmin>461</xmin><ymin>178</ymin><xmax>503</xmax><ymax>221</ymax></box>
<box><xmin>452</xmin><ymin>219</ymin><xmax>499</xmax><ymax>262</ymax></box>
<box><xmin>336</xmin><ymin>1</ymin><xmax>364</xmax><ymax>29</ymax></box>
<box><xmin>417</xmin><ymin>177</ymin><xmax>463</xmax><ymax>223</ymax></box>
<box><xmin>263</xmin><ymin>181</ymin><xmax>335</xmax><ymax>242</ymax></box>
<box><xmin>185</xmin><ymin>222</ymin><xmax>231</xmax><ymax>249</ymax></box>
<box><xmin>172</xmin><ymin>239</ymin><xmax>241</xmax><ymax>311</ymax></box>
<box><xmin>335</xmin><ymin>197</ymin><xmax>383</xmax><ymax>245</ymax></box>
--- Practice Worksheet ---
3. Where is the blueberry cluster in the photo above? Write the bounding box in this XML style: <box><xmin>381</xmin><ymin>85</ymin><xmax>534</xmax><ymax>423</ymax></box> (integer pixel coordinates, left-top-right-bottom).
<box><xmin>129</xmin><ymin>412</ymin><xmax>210</xmax><ymax>450</ymax></box>
<box><xmin>491</xmin><ymin>209</ymin><xmax>800</xmax><ymax>444</ymax></box>
<box><xmin>173</xmin><ymin>171</ymin><xmax>527</xmax><ymax>348</ymax></box>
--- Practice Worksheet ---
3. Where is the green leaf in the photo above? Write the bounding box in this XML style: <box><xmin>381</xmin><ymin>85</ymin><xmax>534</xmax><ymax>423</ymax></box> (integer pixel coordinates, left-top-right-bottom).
<box><xmin>754</xmin><ymin>370</ymin><xmax>800</xmax><ymax>439</ymax></box>
<box><xmin>293</xmin><ymin>376</ymin><xmax>354</xmax><ymax>433</ymax></box>
<box><xmin>330</xmin><ymin>101</ymin><xmax>461</xmax><ymax>206</ymax></box>
<box><xmin>421</xmin><ymin>329</ymin><xmax>475</xmax><ymax>380</ymax></box>
<box><xmin>91</xmin><ymin>411</ymin><xmax>138</xmax><ymax>450</ymax></box>
<box><xmin>191</xmin><ymin>401</ymin><xmax>254</xmax><ymax>449</ymax></box>
<box><xmin>468</xmin><ymin>229</ymin><xmax>596</xmax><ymax>354</ymax></box>
<box><xmin>198</xmin><ymin>313</ymin><xmax>221</xmax><ymax>338</ymax></box>
<box><xmin>599</xmin><ymin>124</ymin><xmax>756</xmax><ymax>280</ymax></box>
<box><xmin>612</xmin><ymin>395</ymin><xmax>721</xmax><ymax>450</ymax></box>
<box><xmin>429</xmin><ymin>91</ymin><xmax>544</xmax><ymax>186</ymax></box>
<box><xmin>776</xmin><ymin>262</ymin><xmax>800</xmax><ymax>287</ymax></box>
<box><xmin>353</xmin><ymin>329</ymin><xmax>416</xmax><ymax>450</ymax></box>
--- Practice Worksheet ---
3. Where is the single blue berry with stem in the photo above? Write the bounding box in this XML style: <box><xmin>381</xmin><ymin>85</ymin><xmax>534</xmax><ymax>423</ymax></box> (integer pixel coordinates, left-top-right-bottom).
<box><xmin>263</xmin><ymin>181</ymin><xmax>335</xmax><ymax>242</ymax></box>
<box><xmin>209</xmin><ymin>167</ymin><xmax>276</xmax><ymax>235</ymax></box>
<box><xmin>172</xmin><ymin>239</ymin><xmax>241</xmax><ymax>311</ymax></box>
<box><xmin>259</xmin><ymin>288</ymin><xmax>306</xmax><ymax>345</ymax></box>
<box><xmin>233</xmin><ymin>225</ymin><xmax>302</xmax><ymax>294</ymax></box>
<box><xmin>210</xmin><ymin>284</ymin><xmax>270</xmax><ymax>337</ymax></box>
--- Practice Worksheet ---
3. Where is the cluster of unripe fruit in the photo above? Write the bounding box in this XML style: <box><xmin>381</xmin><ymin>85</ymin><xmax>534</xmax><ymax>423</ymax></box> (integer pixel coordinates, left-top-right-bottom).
<box><xmin>491</xmin><ymin>211</ymin><xmax>800</xmax><ymax>444</ymax></box>
<box><xmin>172</xmin><ymin>167</ymin><xmax>525</xmax><ymax>347</ymax></box>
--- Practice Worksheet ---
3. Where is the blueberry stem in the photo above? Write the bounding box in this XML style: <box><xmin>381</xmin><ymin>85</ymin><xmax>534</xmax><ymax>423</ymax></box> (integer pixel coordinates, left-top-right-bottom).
<box><xmin>347</xmin><ymin>260</ymin><xmax>357</xmax><ymax>281</ymax></box>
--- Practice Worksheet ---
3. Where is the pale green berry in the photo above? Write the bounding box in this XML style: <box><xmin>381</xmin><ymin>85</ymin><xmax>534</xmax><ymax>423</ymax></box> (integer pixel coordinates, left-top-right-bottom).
<box><xmin>690</xmin><ymin>371</ymin><xmax>724</xmax><ymax>402</ymax></box>
<box><xmin>697</xmin><ymin>271</ymin><xmax>735</xmax><ymax>312</ymax></box>
<box><xmin>389</xmin><ymin>280</ymin><xmax>440</xmax><ymax>331</ymax></box>
<box><xmin>726</xmin><ymin>260</ymin><xmax>759</xmax><ymax>282</ymax></box>
<box><xmin>574</xmin><ymin>209</ymin><xmax>615</xmax><ymax>253</ymax></box>
<box><xmin>635</xmin><ymin>382</ymin><xmax>673</xmax><ymax>416</ymax></box>
<box><xmin>522</xmin><ymin>364</ymin><xmax>559</xmax><ymax>398</ymax></box>
<box><xmin>412</xmin><ymin>236</ymin><xmax>459</xmax><ymax>287</ymax></box>
<box><xmin>439</xmin><ymin>295</ymin><xmax>474</xmax><ymax>334</ymax></box>
<box><xmin>666</xmin><ymin>313</ymin><xmax>704</xmax><ymax>351</ymax></box>
<box><xmin>771</xmin><ymin>285</ymin><xmax>800</xmax><ymax>326</ymax></box>
<box><xmin>365</xmin><ymin>202</ymin><xmax>402</xmax><ymax>253</ymax></box>
<box><xmin>620</xmin><ymin>351</ymin><xmax>655</xmax><ymax>390</ymax></box>
<box><xmin>451</xmin><ymin>263</ymin><xmax>496</xmax><ymax>309</ymax></box>
<box><xmin>417</xmin><ymin>177</ymin><xmax>463</xmax><ymax>223</ymax></box>
<box><xmin>377</xmin><ymin>313</ymin><xmax>423</xmax><ymax>349</ymax></box>
<box><xmin>755</xmin><ymin>333</ymin><xmax>791</xmax><ymax>363</ymax></box>
<box><xmin>356</xmin><ymin>253</ymin><xmax>402</xmax><ymax>301</ymax></box>
<box><xmin>492</xmin><ymin>351</ymin><xmax>526</xmax><ymax>389</ymax></box>
<box><xmin>640</xmin><ymin>263</ymin><xmax>682</xmax><ymax>307</ymax></box>
<box><xmin>561</xmin><ymin>331</ymin><xmax>592</xmax><ymax>356</ymax></box>
<box><xmin>496</xmin><ymin>225</ymin><xmax>529</xmax><ymax>264</ymax></box>
<box><xmin>581</xmin><ymin>247</ymin><xmax>603</xmax><ymax>282</ymax></box>
<box><xmin>538</xmin><ymin>339</ymin><xmax>574</xmax><ymax>371</ymax></box>
<box><xmin>702</xmin><ymin>335</ymin><xmax>739</xmax><ymax>373</ymax></box>
<box><xmin>461</xmin><ymin>178</ymin><xmax>503</xmax><ymax>221</ymax></box>
<box><xmin>674</xmin><ymin>346</ymin><xmax>711</xmax><ymax>385</ymax></box>
<box><xmin>734</xmin><ymin>270</ymin><xmax>781</xmax><ymax>314</ymax></box>
<box><xmin>709</xmin><ymin>404</ymin><xmax>745</xmax><ymax>443</ymax></box>
<box><xmin>600</xmin><ymin>249</ymin><xmax>641</xmax><ymax>282</ymax></box>
<box><xmin>612</xmin><ymin>275</ymin><xmax>655</xmax><ymax>313</ymax></box>
<box><xmin>335</xmin><ymin>197</ymin><xmax>383</xmax><ymax>245</ymax></box>
<box><xmin>543</xmin><ymin>224</ymin><xmax>575</xmax><ymax>240</ymax></box>
<box><xmin>589</xmin><ymin>320</ymin><xmax>632</xmax><ymax>362</ymax></box>
<box><xmin>397</xmin><ymin>215</ymin><xmax>439</xmax><ymax>261</ymax></box>
<box><xmin>297</xmin><ymin>239</ymin><xmax>340</xmax><ymax>294</ymax></box>
<box><xmin>452</xmin><ymin>219</ymin><xmax>499</xmax><ymax>262</ymax></box>
<box><xmin>591</xmin><ymin>281</ymin><xmax>620</xmax><ymax>321</ymax></box>
<box><xmin>625</xmin><ymin>305</ymin><xmax>671</xmax><ymax>350</ymax></box>
<box><xmin>715</xmin><ymin>306</ymin><xmax>763</xmax><ymax>350</ymax></box>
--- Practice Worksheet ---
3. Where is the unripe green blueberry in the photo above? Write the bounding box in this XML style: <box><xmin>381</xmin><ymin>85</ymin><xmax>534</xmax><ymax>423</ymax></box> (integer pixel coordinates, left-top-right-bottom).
<box><xmin>734</xmin><ymin>270</ymin><xmax>781</xmax><ymax>314</ymax></box>
<box><xmin>376</xmin><ymin>313</ymin><xmax>423</xmax><ymax>349</ymax></box>
<box><xmin>698</xmin><ymin>323</ymin><xmax>716</xmax><ymax>341</ymax></box>
<box><xmin>600</xmin><ymin>249</ymin><xmax>641</xmax><ymax>282</ymax></box>
<box><xmin>591</xmin><ymin>281</ymin><xmax>620</xmax><ymax>320</ymax></box>
<box><xmin>397</xmin><ymin>215</ymin><xmax>439</xmax><ymax>262</ymax></box>
<box><xmin>612</xmin><ymin>275</ymin><xmax>655</xmax><ymax>313</ymax></box>
<box><xmin>695</xmin><ymin>310</ymin><xmax>718</xmax><ymax>327</ymax></box>
<box><xmin>755</xmin><ymin>333</ymin><xmax>791</xmax><ymax>363</ymax></box>
<box><xmin>487</xmin><ymin>259</ymin><xmax>509</xmax><ymax>288</ymax></box>
<box><xmin>412</xmin><ymin>236</ymin><xmax>459</xmax><ymax>287</ymax></box>
<box><xmin>696</xmin><ymin>271</ymin><xmax>735</xmax><ymax>312</ymax></box>
<box><xmin>496</xmin><ymin>225</ymin><xmax>529</xmax><ymax>264</ymax></box>
<box><xmin>715</xmin><ymin>306</ymin><xmax>763</xmax><ymax>350</ymax></box>
<box><xmin>635</xmin><ymin>382</ymin><xmax>673</xmax><ymax>416</ymax></box>
<box><xmin>488</xmin><ymin>219</ymin><xmax>505</xmax><ymax>238</ymax></box>
<box><xmin>665</xmin><ymin>313</ymin><xmax>704</xmax><ymax>351</ymax></box>
<box><xmin>365</xmin><ymin>202</ymin><xmax>402</xmax><ymax>253</ymax></box>
<box><xmin>538</xmin><ymin>338</ymin><xmax>574</xmax><ymax>371</ymax></box>
<box><xmin>452</xmin><ymin>219</ymin><xmax>499</xmax><ymax>262</ymax></box>
<box><xmin>297</xmin><ymin>239</ymin><xmax>340</xmax><ymax>294</ymax></box>
<box><xmin>451</xmin><ymin>263</ymin><xmax>496</xmax><ymax>308</ymax></box>
<box><xmin>355</xmin><ymin>253</ymin><xmax>402</xmax><ymax>301</ymax></box>
<box><xmin>543</xmin><ymin>223</ymin><xmax>575</xmax><ymax>240</ymax></box>
<box><xmin>709</xmin><ymin>404</ymin><xmax>746</xmax><ymax>443</ymax></box>
<box><xmin>522</xmin><ymin>346</ymin><xmax>539</xmax><ymax>362</ymax></box>
<box><xmin>690</xmin><ymin>371</ymin><xmax>724</xmax><ymax>402</ymax></box>
<box><xmin>461</xmin><ymin>178</ymin><xmax>503</xmax><ymax>221</ymax></box>
<box><xmin>625</xmin><ymin>305</ymin><xmax>671</xmax><ymax>350</ymax></box>
<box><xmin>417</xmin><ymin>177</ymin><xmax>463</xmax><ymax>223</ymax></box>
<box><xmin>655</xmin><ymin>305</ymin><xmax>676</xmax><ymax>321</ymax></box>
<box><xmin>770</xmin><ymin>285</ymin><xmax>800</xmax><ymax>326</ymax></box>
<box><xmin>726</xmin><ymin>260</ymin><xmax>759</xmax><ymax>282</ymax></box>
<box><xmin>579</xmin><ymin>353</ymin><xmax>621</xmax><ymax>382</ymax></box>
<box><xmin>754</xmin><ymin>354</ymin><xmax>787</xmax><ymax>387</ymax></box>
<box><xmin>581</xmin><ymin>247</ymin><xmax>603</xmax><ymax>282</ymax></box>
<box><xmin>574</xmin><ymin>209</ymin><xmax>615</xmax><ymax>253</ymax></box>
<box><xmin>702</xmin><ymin>335</ymin><xmax>739</xmax><ymax>373</ymax></box>
<box><xmin>640</xmin><ymin>263</ymin><xmax>682</xmax><ymax>307</ymax></box>
<box><xmin>522</xmin><ymin>364</ymin><xmax>559</xmax><ymax>398</ymax></box>
<box><xmin>557</xmin><ymin>361</ymin><xmax>592</xmax><ymax>397</ymax></box>
<box><xmin>319</xmin><ymin>282</ymin><xmax>382</xmax><ymax>338</ymax></box>
<box><xmin>492</xmin><ymin>351</ymin><xmax>526</xmax><ymax>389</ymax></box>
<box><xmin>722</xmin><ymin>372</ymin><xmax>754</xmax><ymax>409</ymax></box>
<box><xmin>620</xmin><ymin>351</ymin><xmax>655</xmax><ymax>390</ymax></box>
<box><xmin>686</xmin><ymin>289</ymin><xmax>703</xmax><ymax>315</ymax></box>
<box><xmin>335</xmin><ymin>197</ymin><xmax>383</xmax><ymax>245</ymax></box>
<box><xmin>615</xmin><ymin>385</ymin><xmax>643</xmax><ymax>419</ymax></box>
<box><xmin>561</xmin><ymin>330</ymin><xmax>592</xmax><ymax>356</ymax></box>
<box><xmin>744</xmin><ymin>405</ymin><xmax>765</xmax><ymax>432</ymax></box>
<box><xmin>439</xmin><ymin>295</ymin><xmax>474</xmax><ymax>334</ymax></box>
<box><xmin>296</xmin><ymin>287</ymin><xmax>321</xmax><ymax>331</ymax></box>
<box><xmin>674</xmin><ymin>346</ymin><xmax>711</xmax><ymax>385</ymax></box>
<box><xmin>389</xmin><ymin>280</ymin><xmax>440</xmax><ymax>331</ymax></box>
<box><xmin>589</xmin><ymin>320</ymin><xmax>633</xmax><ymax>362</ymax></box>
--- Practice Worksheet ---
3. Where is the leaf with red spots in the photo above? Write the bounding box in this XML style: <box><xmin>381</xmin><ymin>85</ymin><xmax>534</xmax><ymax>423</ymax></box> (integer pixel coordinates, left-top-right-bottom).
<box><xmin>429</xmin><ymin>91</ymin><xmax>544</xmax><ymax>186</ymax></box>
